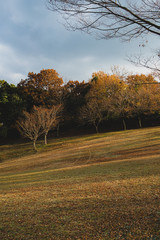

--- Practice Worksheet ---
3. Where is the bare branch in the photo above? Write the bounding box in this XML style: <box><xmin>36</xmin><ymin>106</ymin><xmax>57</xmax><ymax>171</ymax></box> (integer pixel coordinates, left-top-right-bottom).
<box><xmin>16</xmin><ymin>105</ymin><xmax>62</xmax><ymax>150</ymax></box>
<box><xmin>127</xmin><ymin>50</ymin><xmax>160</xmax><ymax>79</ymax></box>
<box><xmin>16</xmin><ymin>107</ymin><xmax>44</xmax><ymax>151</ymax></box>
<box><xmin>47</xmin><ymin>0</ymin><xmax>160</xmax><ymax>41</ymax></box>
<box><xmin>38</xmin><ymin>105</ymin><xmax>62</xmax><ymax>144</ymax></box>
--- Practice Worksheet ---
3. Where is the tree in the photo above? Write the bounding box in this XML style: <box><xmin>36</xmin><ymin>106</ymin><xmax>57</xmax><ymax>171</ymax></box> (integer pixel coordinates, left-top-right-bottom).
<box><xmin>18</xmin><ymin>69</ymin><xmax>64</xmax><ymax>108</ymax></box>
<box><xmin>79</xmin><ymin>71</ymin><xmax>126</xmax><ymax>132</ymax></box>
<box><xmin>90</xmin><ymin>72</ymin><xmax>130</xmax><ymax>130</ymax></box>
<box><xmin>47</xmin><ymin>0</ymin><xmax>160</xmax><ymax>41</ymax></box>
<box><xmin>16</xmin><ymin>107</ymin><xmax>44</xmax><ymax>151</ymax></box>
<box><xmin>128</xmin><ymin>51</ymin><xmax>160</xmax><ymax>79</ymax></box>
<box><xmin>79</xmin><ymin>98</ymin><xmax>105</xmax><ymax>133</ymax></box>
<box><xmin>126</xmin><ymin>74</ymin><xmax>157</xmax><ymax>88</ymax></box>
<box><xmin>129</xmin><ymin>87</ymin><xmax>160</xmax><ymax>128</ymax></box>
<box><xmin>38</xmin><ymin>105</ymin><xmax>62</xmax><ymax>145</ymax></box>
<box><xmin>108</xmin><ymin>86</ymin><xmax>130</xmax><ymax>130</ymax></box>
<box><xmin>16</xmin><ymin>105</ymin><xmax>62</xmax><ymax>150</ymax></box>
<box><xmin>63</xmin><ymin>80</ymin><xmax>90</xmax><ymax>124</ymax></box>
<box><xmin>0</xmin><ymin>80</ymin><xmax>24</xmax><ymax>138</ymax></box>
<box><xmin>126</xmin><ymin>74</ymin><xmax>160</xmax><ymax>127</ymax></box>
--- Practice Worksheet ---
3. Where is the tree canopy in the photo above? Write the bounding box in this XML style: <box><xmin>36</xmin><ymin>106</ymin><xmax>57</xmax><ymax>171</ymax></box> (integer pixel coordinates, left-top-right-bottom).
<box><xmin>0</xmin><ymin>80</ymin><xmax>23</xmax><ymax>137</ymax></box>
<box><xmin>1</xmin><ymin>69</ymin><xmax>160</xmax><ymax>143</ymax></box>
<box><xmin>18</xmin><ymin>69</ymin><xmax>63</xmax><ymax>107</ymax></box>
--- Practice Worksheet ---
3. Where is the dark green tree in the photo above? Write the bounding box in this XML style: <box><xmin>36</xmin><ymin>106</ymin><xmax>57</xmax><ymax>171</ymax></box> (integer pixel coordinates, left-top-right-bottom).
<box><xmin>63</xmin><ymin>80</ymin><xmax>90</xmax><ymax>124</ymax></box>
<box><xmin>0</xmin><ymin>80</ymin><xmax>24</xmax><ymax>138</ymax></box>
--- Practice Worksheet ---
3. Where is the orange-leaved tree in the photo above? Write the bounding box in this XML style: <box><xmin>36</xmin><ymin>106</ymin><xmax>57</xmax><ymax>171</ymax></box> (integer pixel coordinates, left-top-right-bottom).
<box><xmin>18</xmin><ymin>69</ymin><xmax>64</xmax><ymax>108</ymax></box>
<box><xmin>79</xmin><ymin>72</ymin><xmax>123</xmax><ymax>132</ymax></box>
<box><xmin>126</xmin><ymin>74</ymin><xmax>160</xmax><ymax>127</ymax></box>
<box><xmin>85</xmin><ymin>71</ymin><xmax>129</xmax><ymax>130</ymax></box>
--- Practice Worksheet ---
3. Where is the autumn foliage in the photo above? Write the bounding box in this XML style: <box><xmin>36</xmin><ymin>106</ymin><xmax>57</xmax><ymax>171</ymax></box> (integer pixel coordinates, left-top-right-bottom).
<box><xmin>18</xmin><ymin>69</ymin><xmax>63</xmax><ymax>107</ymax></box>
<box><xmin>1</xmin><ymin>68</ymin><xmax>160</xmax><ymax>143</ymax></box>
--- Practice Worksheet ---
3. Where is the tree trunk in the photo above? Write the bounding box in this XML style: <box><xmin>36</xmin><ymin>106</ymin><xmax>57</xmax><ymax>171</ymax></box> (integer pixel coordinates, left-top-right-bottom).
<box><xmin>138</xmin><ymin>116</ymin><xmax>142</xmax><ymax>128</ymax></box>
<box><xmin>122</xmin><ymin>119</ymin><xmax>127</xmax><ymax>131</ymax></box>
<box><xmin>33</xmin><ymin>140</ymin><xmax>37</xmax><ymax>152</ymax></box>
<box><xmin>95</xmin><ymin>123</ymin><xmax>99</xmax><ymax>134</ymax></box>
<box><xmin>57</xmin><ymin>123</ymin><xmax>60</xmax><ymax>137</ymax></box>
<box><xmin>44</xmin><ymin>133</ymin><xmax>47</xmax><ymax>145</ymax></box>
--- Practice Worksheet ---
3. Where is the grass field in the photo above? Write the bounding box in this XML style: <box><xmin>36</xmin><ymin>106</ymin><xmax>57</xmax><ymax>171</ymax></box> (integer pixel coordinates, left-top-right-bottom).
<box><xmin>0</xmin><ymin>127</ymin><xmax>160</xmax><ymax>239</ymax></box>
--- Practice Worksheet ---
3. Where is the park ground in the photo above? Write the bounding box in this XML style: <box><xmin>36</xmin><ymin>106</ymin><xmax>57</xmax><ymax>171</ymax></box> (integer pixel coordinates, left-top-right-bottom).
<box><xmin>0</xmin><ymin>127</ymin><xmax>160</xmax><ymax>239</ymax></box>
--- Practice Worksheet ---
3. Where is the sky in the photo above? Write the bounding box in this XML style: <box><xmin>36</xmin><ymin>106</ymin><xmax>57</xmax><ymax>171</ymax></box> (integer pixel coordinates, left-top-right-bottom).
<box><xmin>0</xmin><ymin>0</ymin><xmax>159</xmax><ymax>85</ymax></box>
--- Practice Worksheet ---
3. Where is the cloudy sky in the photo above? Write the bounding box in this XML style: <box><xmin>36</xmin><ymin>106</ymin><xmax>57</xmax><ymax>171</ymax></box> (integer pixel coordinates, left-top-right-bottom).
<box><xmin>0</xmin><ymin>0</ymin><xmax>159</xmax><ymax>85</ymax></box>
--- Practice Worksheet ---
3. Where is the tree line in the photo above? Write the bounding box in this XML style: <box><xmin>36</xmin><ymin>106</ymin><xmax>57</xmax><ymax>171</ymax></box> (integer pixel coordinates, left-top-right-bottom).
<box><xmin>1</xmin><ymin>68</ymin><xmax>160</xmax><ymax>150</ymax></box>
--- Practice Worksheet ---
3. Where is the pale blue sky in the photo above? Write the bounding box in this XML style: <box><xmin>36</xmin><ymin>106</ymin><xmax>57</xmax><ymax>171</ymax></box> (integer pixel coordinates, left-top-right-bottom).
<box><xmin>0</xmin><ymin>0</ymin><xmax>159</xmax><ymax>85</ymax></box>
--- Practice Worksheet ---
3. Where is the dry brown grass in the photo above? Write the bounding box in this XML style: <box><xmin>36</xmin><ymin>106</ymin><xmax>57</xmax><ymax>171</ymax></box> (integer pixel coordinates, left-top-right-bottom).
<box><xmin>0</xmin><ymin>127</ymin><xmax>160</xmax><ymax>239</ymax></box>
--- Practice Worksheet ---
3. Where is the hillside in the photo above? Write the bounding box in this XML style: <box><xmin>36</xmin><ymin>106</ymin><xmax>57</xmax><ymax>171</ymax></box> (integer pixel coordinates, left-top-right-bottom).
<box><xmin>0</xmin><ymin>127</ymin><xmax>160</xmax><ymax>239</ymax></box>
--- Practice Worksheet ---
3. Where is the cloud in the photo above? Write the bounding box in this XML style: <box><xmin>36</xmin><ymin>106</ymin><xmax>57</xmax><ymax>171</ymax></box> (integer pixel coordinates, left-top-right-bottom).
<box><xmin>0</xmin><ymin>43</ymin><xmax>26</xmax><ymax>83</ymax></box>
<box><xmin>0</xmin><ymin>0</ymin><xmax>158</xmax><ymax>85</ymax></box>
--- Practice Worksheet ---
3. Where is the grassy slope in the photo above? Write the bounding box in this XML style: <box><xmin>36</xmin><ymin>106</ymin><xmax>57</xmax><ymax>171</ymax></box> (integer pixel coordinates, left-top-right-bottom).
<box><xmin>0</xmin><ymin>127</ymin><xmax>160</xmax><ymax>240</ymax></box>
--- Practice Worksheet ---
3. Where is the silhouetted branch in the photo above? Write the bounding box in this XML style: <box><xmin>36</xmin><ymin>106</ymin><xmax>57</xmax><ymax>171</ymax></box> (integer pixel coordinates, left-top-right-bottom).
<box><xmin>47</xmin><ymin>0</ymin><xmax>160</xmax><ymax>41</ymax></box>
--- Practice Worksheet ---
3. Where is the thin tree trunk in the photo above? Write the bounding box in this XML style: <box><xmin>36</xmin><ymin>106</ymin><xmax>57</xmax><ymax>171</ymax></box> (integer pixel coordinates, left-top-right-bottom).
<box><xmin>95</xmin><ymin>122</ymin><xmax>99</xmax><ymax>133</ymax></box>
<box><xmin>44</xmin><ymin>133</ymin><xmax>47</xmax><ymax>145</ymax></box>
<box><xmin>33</xmin><ymin>140</ymin><xmax>37</xmax><ymax>152</ymax></box>
<box><xmin>138</xmin><ymin>116</ymin><xmax>142</xmax><ymax>128</ymax></box>
<box><xmin>57</xmin><ymin>123</ymin><xmax>60</xmax><ymax>137</ymax></box>
<box><xmin>122</xmin><ymin>119</ymin><xmax>127</xmax><ymax>131</ymax></box>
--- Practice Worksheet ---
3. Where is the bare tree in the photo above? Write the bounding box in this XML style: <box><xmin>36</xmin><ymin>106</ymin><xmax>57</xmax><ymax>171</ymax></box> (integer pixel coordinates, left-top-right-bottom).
<box><xmin>128</xmin><ymin>50</ymin><xmax>160</xmax><ymax>79</ymax></box>
<box><xmin>16</xmin><ymin>107</ymin><xmax>44</xmax><ymax>151</ymax></box>
<box><xmin>39</xmin><ymin>105</ymin><xmax>62</xmax><ymax>145</ymax></box>
<box><xmin>47</xmin><ymin>0</ymin><xmax>160</xmax><ymax>41</ymax></box>
<box><xmin>109</xmin><ymin>87</ymin><xmax>130</xmax><ymax>130</ymax></box>
<box><xmin>111</xmin><ymin>65</ymin><xmax>130</xmax><ymax>81</ymax></box>
<box><xmin>16</xmin><ymin>105</ymin><xmax>62</xmax><ymax>151</ymax></box>
<box><xmin>79</xmin><ymin>99</ymin><xmax>105</xmax><ymax>133</ymax></box>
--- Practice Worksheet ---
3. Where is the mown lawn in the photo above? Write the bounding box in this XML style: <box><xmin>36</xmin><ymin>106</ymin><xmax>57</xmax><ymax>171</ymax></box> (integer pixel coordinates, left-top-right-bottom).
<box><xmin>0</xmin><ymin>127</ymin><xmax>160</xmax><ymax>239</ymax></box>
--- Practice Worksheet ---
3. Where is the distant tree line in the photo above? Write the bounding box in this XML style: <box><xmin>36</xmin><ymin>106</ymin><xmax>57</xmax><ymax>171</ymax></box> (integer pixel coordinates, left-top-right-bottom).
<box><xmin>1</xmin><ymin>68</ymin><xmax>160</xmax><ymax>149</ymax></box>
